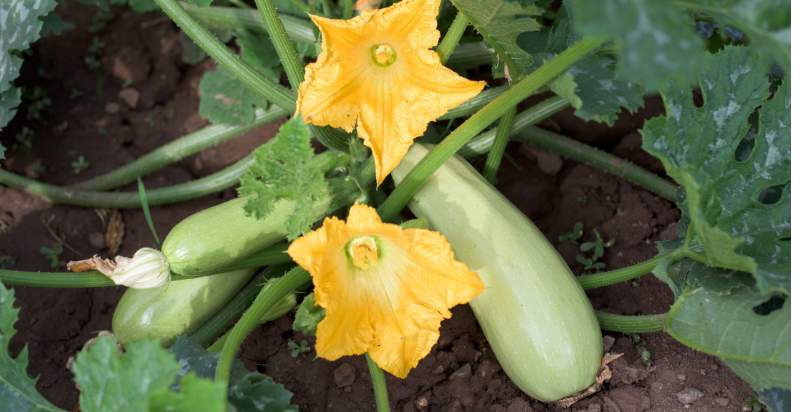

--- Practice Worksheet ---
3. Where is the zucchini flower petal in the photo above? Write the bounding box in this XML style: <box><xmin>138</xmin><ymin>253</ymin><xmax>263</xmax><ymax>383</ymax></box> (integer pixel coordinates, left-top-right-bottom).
<box><xmin>296</xmin><ymin>0</ymin><xmax>485</xmax><ymax>184</ymax></box>
<box><xmin>288</xmin><ymin>204</ymin><xmax>484</xmax><ymax>378</ymax></box>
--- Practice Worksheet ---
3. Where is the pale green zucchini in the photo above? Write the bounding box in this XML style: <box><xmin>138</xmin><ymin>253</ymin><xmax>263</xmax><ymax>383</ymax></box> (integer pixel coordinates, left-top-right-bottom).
<box><xmin>392</xmin><ymin>144</ymin><xmax>603</xmax><ymax>402</ymax></box>
<box><xmin>112</xmin><ymin>268</ymin><xmax>255</xmax><ymax>346</ymax></box>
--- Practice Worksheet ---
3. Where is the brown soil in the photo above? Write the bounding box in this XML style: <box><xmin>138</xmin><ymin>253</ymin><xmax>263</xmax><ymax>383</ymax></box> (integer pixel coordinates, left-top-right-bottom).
<box><xmin>1</xmin><ymin>3</ymin><xmax>753</xmax><ymax>412</ymax></box>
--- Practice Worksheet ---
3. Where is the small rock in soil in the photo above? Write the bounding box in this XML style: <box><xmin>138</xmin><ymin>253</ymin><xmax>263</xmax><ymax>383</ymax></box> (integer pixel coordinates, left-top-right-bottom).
<box><xmin>607</xmin><ymin>386</ymin><xmax>651</xmax><ymax>412</ymax></box>
<box><xmin>603</xmin><ymin>335</ymin><xmax>616</xmax><ymax>352</ymax></box>
<box><xmin>714</xmin><ymin>397</ymin><xmax>730</xmax><ymax>407</ymax></box>
<box><xmin>105</xmin><ymin>102</ymin><xmax>120</xmax><ymax>114</ymax></box>
<box><xmin>505</xmin><ymin>397</ymin><xmax>533</xmax><ymax>412</ymax></box>
<box><xmin>449</xmin><ymin>364</ymin><xmax>472</xmax><ymax>380</ymax></box>
<box><xmin>332</xmin><ymin>363</ymin><xmax>356</xmax><ymax>387</ymax></box>
<box><xmin>118</xmin><ymin>88</ymin><xmax>140</xmax><ymax>108</ymax></box>
<box><xmin>676</xmin><ymin>387</ymin><xmax>704</xmax><ymax>405</ymax></box>
<box><xmin>88</xmin><ymin>232</ymin><xmax>106</xmax><ymax>250</ymax></box>
<box><xmin>415</xmin><ymin>393</ymin><xmax>430</xmax><ymax>410</ymax></box>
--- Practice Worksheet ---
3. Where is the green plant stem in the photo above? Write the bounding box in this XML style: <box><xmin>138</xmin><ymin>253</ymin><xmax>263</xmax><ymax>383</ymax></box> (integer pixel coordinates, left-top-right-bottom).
<box><xmin>482</xmin><ymin>108</ymin><xmax>515</xmax><ymax>184</ymax></box>
<box><xmin>440</xmin><ymin>86</ymin><xmax>509</xmax><ymax>120</ymax></box>
<box><xmin>220</xmin><ymin>243</ymin><xmax>292</xmax><ymax>272</ymax></box>
<box><xmin>0</xmin><ymin>151</ymin><xmax>346</xmax><ymax>208</ymax></box>
<box><xmin>437</xmin><ymin>12</ymin><xmax>468</xmax><ymax>62</ymax></box>
<box><xmin>0</xmin><ymin>269</ymin><xmax>116</xmax><ymax>288</ymax></box>
<box><xmin>341</xmin><ymin>0</ymin><xmax>353</xmax><ymax>19</ymax></box>
<box><xmin>185</xmin><ymin>3</ymin><xmax>316</xmax><ymax>43</ymax></box>
<box><xmin>515</xmin><ymin>127</ymin><xmax>679</xmax><ymax>202</ymax></box>
<box><xmin>226</xmin><ymin>0</ymin><xmax>249</xmax><ymax>9</ymax></box>
<box><xmin>378</xmin><ymin>37</ymin><xmax>607</xmax><ymax>220</ymax></box>
<box><xmin>191</xmin><ymin>266</ymin><xmax>285</xmax><ymax>347</ymax></box>
<box><xmin>254</xmin><ymin>0</ymin><xmax>305</xmax><ymax>90</ymax></box>
<box><xmin>215</xmin><ymin>266</ymin><xmax>310</xmax><ymax>387</ymax></box>
<box><xmin>578</xmin><ymin>256</ymin><xmax>661</xmax><ymax>289</ymax></box>
<box><xmin>74</xmin><ymin>106</ymin><xmax>287</xmax><ymax>191</ymax></box>
<box><xmin>183</xmin><ymin>3</ymin><xmax>494</xmax><ymax>68</ymax></box>
<box><xmin>366</xmin><ymin>355</ymin><xmax>391</xmax><ymax>412</ymax></box>
<box><xmin>155</xmin><ymin>0</ymin><xmax>348</xmax><ymax>151</ymax></box>
<box><xmin>595</xmin><ymin>311</ymin><xmax>666</xmax><ymax>333</ymax></box>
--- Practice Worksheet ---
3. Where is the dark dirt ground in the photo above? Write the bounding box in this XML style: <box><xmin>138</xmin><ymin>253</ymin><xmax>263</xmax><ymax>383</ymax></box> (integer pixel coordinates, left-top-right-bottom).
<box><xmin>0</xmin><ymin>3</ymin><xmax>755</xmax><ymax>412</ymax></box>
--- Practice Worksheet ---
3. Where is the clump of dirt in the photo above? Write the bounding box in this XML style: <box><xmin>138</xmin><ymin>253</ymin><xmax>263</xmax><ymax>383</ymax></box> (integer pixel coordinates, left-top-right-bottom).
<box><xmin>1</xmin><ymin>3</ymin><xmax>752</xmax><ymax>411</ymax></box>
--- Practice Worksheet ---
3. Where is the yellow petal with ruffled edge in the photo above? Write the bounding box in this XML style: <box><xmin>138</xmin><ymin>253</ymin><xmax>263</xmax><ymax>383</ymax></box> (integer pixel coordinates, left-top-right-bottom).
<box><xmin>287</xmin><ymin>204</ymin><xmax>484</xmax><ymax>378</ymax></box>
<box><xmin>296</xmin><ymin>0</ymin><xmax>485</xmax><ymax>184</ymax></box>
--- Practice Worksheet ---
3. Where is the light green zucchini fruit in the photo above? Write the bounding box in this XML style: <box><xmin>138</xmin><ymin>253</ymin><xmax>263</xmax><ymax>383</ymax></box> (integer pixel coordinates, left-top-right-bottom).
<box><xmin>392</xmin><ymin>144</ymin><xmax>603</xmax><ymax>402</ymax></box>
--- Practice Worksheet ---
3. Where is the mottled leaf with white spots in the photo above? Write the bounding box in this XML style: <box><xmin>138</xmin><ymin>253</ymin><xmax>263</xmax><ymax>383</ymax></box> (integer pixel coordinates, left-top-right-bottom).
<box><xmin>643</xmin><ymin>47</ymin><xmax>790</xmax><ymax>294</ymax></box>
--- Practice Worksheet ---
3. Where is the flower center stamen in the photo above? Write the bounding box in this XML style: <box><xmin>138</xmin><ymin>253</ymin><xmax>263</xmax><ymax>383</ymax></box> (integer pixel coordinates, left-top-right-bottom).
<box><xmin>346</xmin><ymin>236</ymin><xmax>381</xmax><ymax>270</ymax></box>
<box><xmin>370</xmin><ymin>43</ymin><xmax>397</xmax><ymax>67</ymax></box>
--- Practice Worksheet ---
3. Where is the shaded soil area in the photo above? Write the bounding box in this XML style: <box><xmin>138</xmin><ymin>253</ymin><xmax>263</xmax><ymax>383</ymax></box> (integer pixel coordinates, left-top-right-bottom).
<box><xmin>1</xmin><ymin>3</ymin><xmax>752</xmax><ymax>411</ymax></box>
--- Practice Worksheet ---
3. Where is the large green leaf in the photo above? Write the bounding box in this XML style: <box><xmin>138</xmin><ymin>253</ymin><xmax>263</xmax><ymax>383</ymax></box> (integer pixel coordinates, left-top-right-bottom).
<box><xmin>238</xmin><ymin>117</ymin><xmax>330</xmax><ymax>239</ymax></box>
<box><xmin>0</xmin><ymin>0</ymin><xmax>57</xmax><ymax>128</ymax></box>
<box><xmin>678</xmin><ymin>0</ymin><xmax>789</xmax><ymax>72</ymax></box>
<box><xmin>198</xmin><ymin>66</ymin><xmax>269</xmax><ymax>125</ymax></box>
<box><xmin>522</xmin><ymin>8</ymin><xmax>644</xmax><ymax>124</ymax></box>
<box><xmin>659</xmin><ymin>259</ymin><xmax>790</xmax><ymax>391</ymax></box>
<box><xmin>449</xmin><ymin>0</ymin><xmax>542</xmax><ymax>79</ymax></box>
<box><xmin>642</xmin><ymin>47</ymin><xmax>790</xmax><ymax>295</ymax></box>
<box><xmin>0</xmin><ymin>282</ymin><xmax>63</xmax><ymax>411</ymax></box>
<box><xmin>569</xmin><ymin>0</ymin><xmax>706</xmax><ymax>91</ymax></box>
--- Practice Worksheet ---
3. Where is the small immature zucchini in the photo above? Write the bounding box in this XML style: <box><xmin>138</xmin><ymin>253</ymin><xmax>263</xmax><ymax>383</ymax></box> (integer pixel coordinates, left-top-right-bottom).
<box><xmin>392</xmin><ymin>144</ymin><xmax>603</xmax><ymax>402</ymax></box>
<box><xmin>162</xmin><ymin>197</ymin><xmax>325</xmax><ymax>276</ymax></box>
<box><xmin>112</xmin><ymin>268</ymin><xmax>254</xmax><ymax>346</ymax></box>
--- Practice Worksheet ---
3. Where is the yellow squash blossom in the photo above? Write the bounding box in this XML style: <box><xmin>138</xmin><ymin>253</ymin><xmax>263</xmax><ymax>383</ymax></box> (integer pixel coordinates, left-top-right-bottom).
<box><xmin>296</xmin><ymin>0</ymin><xmax>485</xmax><ymax>184</ymax></box>
<box><xmin>288</xmin><ymin>204</ymin><xmax>484</xmax><ymax>377</ymax></box>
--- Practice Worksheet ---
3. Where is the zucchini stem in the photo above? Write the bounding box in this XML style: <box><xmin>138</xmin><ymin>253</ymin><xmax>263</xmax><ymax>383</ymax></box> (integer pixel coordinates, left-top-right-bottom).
<box><xmin>254</xmin><ymin>0</ymin><xmax>305</xmax><ymax>91</ymax></box>
<box><xmin>595</xmin><ymin>310</ymin><xmax>666</xmax><ymax>333</ymax></box>
<box><xmin>437</xmin><ymin>12</ymin><xmax>468</xmax><ymax>62</ymax></box>
<box><xmin>152</xmin><ymin>0</ymin><xmax>349</xmax><ymax>151</ymax></box>
<box><xmin>482</xmin><ymin>108</ymin><xmax>516</xmax><ymax>184</ymax></box>
<box><xmin>74</xmin><ymin>106</ymin><xmax>287</xmax><ymax>191</ymax></box>
<box><xmin>215</xmin><ymin>266</ymin><xmax>311</xmax><ymax>387</ymax></box>
<box><xmin>366</xmin><ymin>355</ymin><xmax>391</xmax><ymax>412</ymax></box>
<box><xmin>0</xmin><ymin>151</ymin><xmax>346</xmax><ymax>208</ymax></box>
<box><xmin>378</xmin><ymin>36</ymin><xmax>607</xmax><ymax>220</ymax></box>
<box><xmin>578</xmin><ymin>256</ymin><xmax>661</xmax><ymax>289</ymax></box>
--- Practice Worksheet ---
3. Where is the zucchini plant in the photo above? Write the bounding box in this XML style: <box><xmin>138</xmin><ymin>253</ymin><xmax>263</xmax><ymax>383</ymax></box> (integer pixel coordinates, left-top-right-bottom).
<box><xmin>0</xmin><ymin>0</ymin><xmax>789</xmax><ymax>411</ymax></box>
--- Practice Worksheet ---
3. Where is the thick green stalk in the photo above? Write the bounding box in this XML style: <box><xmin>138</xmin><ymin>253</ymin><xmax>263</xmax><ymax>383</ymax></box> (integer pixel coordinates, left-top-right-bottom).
<box><xmin>74</xmin><ymin>107</ymin><xmax>287</xmax><ymax>191</ymax></box>
<box><xmin>578</xmin><ymin>256</ymin><xmax>660</xmax><ymax>289</ymax></box>
<box><xmin>378</xmin><ymin>37</ymin><xmax>606</xmax><ymax>220</ymax></box>
<box><xmin>215</xmin><ymin>266</ymin><xmax>311</xmax><ymax>386</ymax></box>
<box><xmin>0</xmin><ymin>150</ymin><xmax>347</xmax><ymax>208</ymax></box>
<box><xmin>0</xmin><ymin>269</ymin><xmax>116</xmax><ymax>288</ymax></box>
<box><xmin>184</xmin><ymin>4</ymin><xmax>317</xmax><ymax>44</ymax></box>
<box><xmin>458</xmin><ymin>97</ymin><xmax>569</xmax><ymax>156</ymax></box>
<box><xmin>515</xmin><ymin>127</ymin><xmax>679</xmax><ymax>202</ymax></box>
<box><xmin>341</xmin><ymin>0</ymin><xmax>353</xmax><ymax>19</ymax></box>
<box><xmin>482</xmin><ymin>108</ymin><xmax>516</xmax><ymax>184</ymax></box>
<box><xmin>595</xmin><ymin>311</ymin><xmax>666</xmax><ymax>333</ymax></box>
<box><xmin>437</xmin><ymin>12</ymin><xmax>468</xmax><ymax>62</ymax></box>
<box><xmin>254</xmin><ymin>0</ymin><xmax>305</xmax><ymax>90</ymax></box>
<box><xmin>366</xmin><ymin>355</ymin><xmax>391</xmax><ymax>412</ymax></box>
<box><xmin>440</xmin><ymin>86</ymin><xmax>509</xmax><ymax>120</ymax></box>
<box><xmin>155</xmin><ymin>0</ymin><xmax>348</xmax><ymax>151</ymax></box>
<box><xmin>447</xmin><ymin>41</ymin><xmax>494</xmax><ymax>67</ymax></box>
<box><xmin>192</xmin><ymin>266</ymin><xmax>286</xmax><ymax>347</ymax></box>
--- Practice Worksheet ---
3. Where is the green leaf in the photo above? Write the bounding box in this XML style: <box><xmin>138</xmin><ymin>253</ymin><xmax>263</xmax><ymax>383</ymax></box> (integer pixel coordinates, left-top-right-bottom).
<box><xmin>198</xmin><ymin>66</ymin><xmax>268</xmax><ymax>125</ymax></box>
<box><xmin>0</xmin><ymin>143</ymin><xmax>5</xmax><ymax>160</ymax></box>
<box><xmin>41</xmin><ymin>14</ymin><xmax>75</xmax><ymax>36</ymax></box>
<box><xmin>659</xmin><ymin>259</ymin><xmax>789</xmax><ymax>391</ymax></box>
<box><xmin>757</xmin><ymin>388</ymin><xmax>790</xmax><ymax>412</ymax></box>
<box><xmin>0</xmin><ymin>282</ymin><xmax>64</xmax><ymax>411</ymax></box>
<box><xmin>449</xmin><ymin>0</ymin><xmax>543</xmax><ymax>79</ymax></box>
<box><xmin>236</xmin><ymin>31</ymin><xmax>281</xmax><ymax>81</ymax></box>
<box><xmin>72</xmin><ymin>336</ymin><xmax>182</xmax><ymax>412</ymax></box>
<box><xmin>128</xmin><ymin>0</ymin><xmax>158</xmax><ymax>12</ymax></box>
<box><xmin>228</xmin><ymin>373</ymin><xmax>298</xmax><ymax>412</ymax></box>
<box><xmin>569</xmin><ymin>0</ymin><xmax>707</xmax><ymax>91</ymax></box>
<box><xmin>292</xmin><ymin>293</ymin><xmax>325</xmax><ymax>336</ymax></box>
<box><xmin>149</xmin><ymin>375</ymin><xmax>227</xmax><ymax>412</ymax></box>
<box><xmin>522</xmin><ymin>8</ymin><xmax>644</xmax><ymax>124</ymax></box>
<box><xmin>0</xmin><ymin>0</ymin><xmax>58</xmax><ymax>128</ymax></box>
<box><xmin>677</xmin><ymin>0</ymin><xmax>789</xmax><ymax>72</ymax></box>
<box><xmin>238</xmin><ymin>117</ymin><xmax>330</xmax><ymax>239</ymax></box>
<box><xmin>642</xmin><ymin>47</ymin><xmax>789</xmax><ymax>294</ymax></box>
